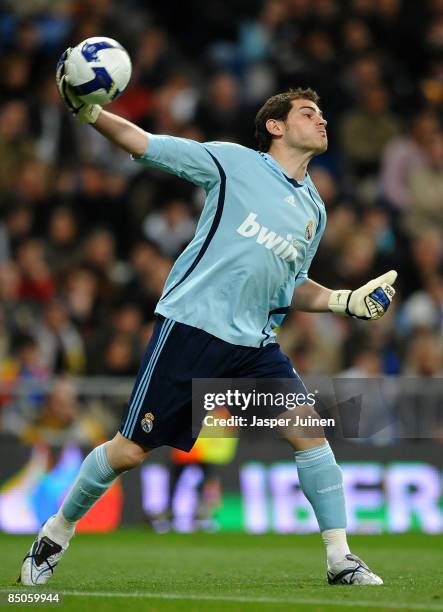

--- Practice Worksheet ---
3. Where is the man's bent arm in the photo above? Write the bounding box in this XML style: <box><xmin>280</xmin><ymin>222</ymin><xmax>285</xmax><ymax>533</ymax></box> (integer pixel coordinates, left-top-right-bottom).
<box><xmin>293</xmin><ymin>272</ymin><xmax>397</xmax><ymax>320</ymax></box>
<box><xmin>94</xmin><ymin>110</ymin><xmax>148</xmax><ymax>156</ymax></box>
<box><xmin>291</xmin><ymin>279</ymin><xmax>332</xmax><ymax>312</ymax></box>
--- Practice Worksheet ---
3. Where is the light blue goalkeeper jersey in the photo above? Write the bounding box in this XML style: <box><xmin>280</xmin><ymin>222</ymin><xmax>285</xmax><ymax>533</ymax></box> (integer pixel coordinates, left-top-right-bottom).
<box><xmin>133</xmin><ymin>134</ymin><xmax>327</xmax><ymax>348</ymax></box>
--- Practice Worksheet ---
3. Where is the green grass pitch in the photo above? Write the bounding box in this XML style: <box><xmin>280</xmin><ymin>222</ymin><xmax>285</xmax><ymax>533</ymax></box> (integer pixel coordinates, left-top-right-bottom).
<box><xmin>1</xmin><ymin>531</ymin><xmax>442</xmax><ymax>611</ymax></box>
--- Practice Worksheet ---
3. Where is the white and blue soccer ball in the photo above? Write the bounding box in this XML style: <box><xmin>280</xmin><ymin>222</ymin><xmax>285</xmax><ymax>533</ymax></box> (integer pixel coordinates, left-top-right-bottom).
<box><xmin>65</xmin><ymin>37</ymin><xmax>132</xmax><ymax>105</ymax></box>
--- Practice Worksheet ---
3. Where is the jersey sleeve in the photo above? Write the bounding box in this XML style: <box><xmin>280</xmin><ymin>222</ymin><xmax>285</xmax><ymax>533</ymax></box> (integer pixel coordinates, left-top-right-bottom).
<box><xmin>294</xmin><ymin>209</ymin><xmax>327</xmax><ymax>289</ymax></box>
<box><xmin>132</xmin><ymin>133</ymin><xmax>250</xmax><ymax>190</ymax></box>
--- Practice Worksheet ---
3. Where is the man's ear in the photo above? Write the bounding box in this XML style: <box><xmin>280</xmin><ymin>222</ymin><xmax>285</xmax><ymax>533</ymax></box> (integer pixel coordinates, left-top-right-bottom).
<box><xmin>265</xmin><ymin>118</ymin><xmax>283</xmax><ymax>137</ymax></box>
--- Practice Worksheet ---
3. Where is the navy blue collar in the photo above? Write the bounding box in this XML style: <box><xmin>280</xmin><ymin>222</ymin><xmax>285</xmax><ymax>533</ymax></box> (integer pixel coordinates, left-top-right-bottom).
<box><xmin>258</xmin><ymin>151</ymin><xmax>307</xmax><ymax>188</ymax></box>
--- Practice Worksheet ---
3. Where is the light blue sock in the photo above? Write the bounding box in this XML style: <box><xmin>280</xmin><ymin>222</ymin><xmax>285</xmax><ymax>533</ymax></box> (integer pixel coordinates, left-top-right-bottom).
<box><xmin>61</xmin><ymin>443</ymin><xmax>118</xmax><ymax>522</ymax></box>
<box><xmin>295</xmin><ymin>442</ymin><xmax>347</xmax><ymax>531</ymax></box>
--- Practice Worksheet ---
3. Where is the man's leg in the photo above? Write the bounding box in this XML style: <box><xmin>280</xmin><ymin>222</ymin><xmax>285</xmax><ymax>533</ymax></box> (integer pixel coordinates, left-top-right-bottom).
<box><xmin>19</xmin><ymin>433</ymin><xmax>150</xmax><ymax>586</ymax></box>
<box><xmin>280</xmin><ymin>405</ymin><xmax>382</xmax><ymax>585</ymax></box>
<box><xmin>281</xmin><ymin>406</ymin><xmax>349</xmax><ymax>567</ymax></box>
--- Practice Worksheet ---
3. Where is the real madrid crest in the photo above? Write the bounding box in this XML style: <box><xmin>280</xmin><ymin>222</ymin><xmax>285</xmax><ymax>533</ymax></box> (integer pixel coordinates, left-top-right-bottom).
<box><xmin>305</xmin><ymin>220</ymin><xmax>315</xmax><ymax>241</ymax></box>
<box><xmin>141</xmin><ymin>412</ymin><xmax>155</xmax><ymax>433</ymax></box>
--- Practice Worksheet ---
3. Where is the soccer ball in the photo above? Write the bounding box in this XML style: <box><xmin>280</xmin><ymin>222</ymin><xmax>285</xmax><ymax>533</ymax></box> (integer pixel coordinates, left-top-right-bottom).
<box><xmin>65</xmin><ymin>37</ymin><xmax>132</xmax><ymax>105</ymax></box>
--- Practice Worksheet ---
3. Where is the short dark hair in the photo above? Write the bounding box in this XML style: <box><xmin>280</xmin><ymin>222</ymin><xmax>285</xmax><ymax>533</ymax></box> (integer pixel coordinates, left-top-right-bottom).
<box><xmin>254</xmin><ymin>88</ymin><xmax>320</xmax><ymax>151</ymax></box>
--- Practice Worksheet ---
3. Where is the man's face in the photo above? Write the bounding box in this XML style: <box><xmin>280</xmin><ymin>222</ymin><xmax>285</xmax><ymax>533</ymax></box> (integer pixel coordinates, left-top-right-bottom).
<box><xmin>270</xmin><ymin>99</ymin><xmax>328</xmax><ymax>154</ymax></box>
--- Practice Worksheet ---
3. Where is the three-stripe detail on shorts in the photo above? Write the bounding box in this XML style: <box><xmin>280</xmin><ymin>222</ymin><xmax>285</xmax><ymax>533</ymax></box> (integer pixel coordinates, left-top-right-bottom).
<box><xmin>122</xmin><ymin>318</ymin><xmax>175</xmax><ymax>438</ymax></box>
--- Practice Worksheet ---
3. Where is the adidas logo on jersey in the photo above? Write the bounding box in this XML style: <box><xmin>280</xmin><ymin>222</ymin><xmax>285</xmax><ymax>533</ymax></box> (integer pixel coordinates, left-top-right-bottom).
<box><xmin>236</xmin><ymin>213</ymin><xmax>298</xmax><ymax>262</ymax></box>
<box><xmin>284</xmin><ymin>194</ymin><xmax>296</xmax><ymax>207</ymax></box>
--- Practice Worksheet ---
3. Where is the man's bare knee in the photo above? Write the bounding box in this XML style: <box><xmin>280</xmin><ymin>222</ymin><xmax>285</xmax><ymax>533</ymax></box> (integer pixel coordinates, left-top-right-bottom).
<box><xmin>105</xmin><ymin>432</ymin><xmax>151</xmax><ymax>471</ymax></box>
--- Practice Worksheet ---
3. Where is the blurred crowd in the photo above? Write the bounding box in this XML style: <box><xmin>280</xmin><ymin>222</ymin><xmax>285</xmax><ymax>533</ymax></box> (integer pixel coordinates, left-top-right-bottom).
<box><xmin>1</xmin><ymin>0</ymin><xmax>443</xmax><ymax>446</ymax></box>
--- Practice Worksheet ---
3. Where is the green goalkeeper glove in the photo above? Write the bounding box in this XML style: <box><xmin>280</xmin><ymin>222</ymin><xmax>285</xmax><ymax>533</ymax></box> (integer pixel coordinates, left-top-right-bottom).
<box><xmin>328</xmin><ymin>270</ymin><xmax>397</xmax><ymax>320</ymax></box>
<box><xmin>55</xmin><ymin>49</ymin><xmax>102</xmax><ymax>124</ymax></box>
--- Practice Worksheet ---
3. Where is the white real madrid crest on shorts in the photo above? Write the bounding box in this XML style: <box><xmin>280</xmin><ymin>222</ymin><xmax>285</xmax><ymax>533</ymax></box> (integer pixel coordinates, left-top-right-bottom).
<box><xmin>140</xmin><ymin>412</ymin><xmax>155</xmax><ymax>433</ymax></box>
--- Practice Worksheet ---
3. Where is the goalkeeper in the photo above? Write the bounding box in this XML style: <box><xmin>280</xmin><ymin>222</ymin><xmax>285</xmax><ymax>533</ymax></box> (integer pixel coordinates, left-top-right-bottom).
<box><xmin>19</xmin><ymin>49</ymin><xmax>396</xmax><ymax>587</ymax></box>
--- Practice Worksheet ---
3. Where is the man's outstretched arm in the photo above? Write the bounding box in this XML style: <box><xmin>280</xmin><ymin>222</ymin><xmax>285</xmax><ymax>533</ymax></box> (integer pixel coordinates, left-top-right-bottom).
<box><xmin>56</xmin><ymin>48</ymin><xmax>224</xmax><ymax>190</ymax></box>
<box><xmin>292</xmin><ymin>271</ymin><xmax>397</xmax><ymax>320</ymax></box>
<box><xmin>94</xmin><ymin>110</ymin><xmax>148</xmax><ymax>156</ymax></box>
